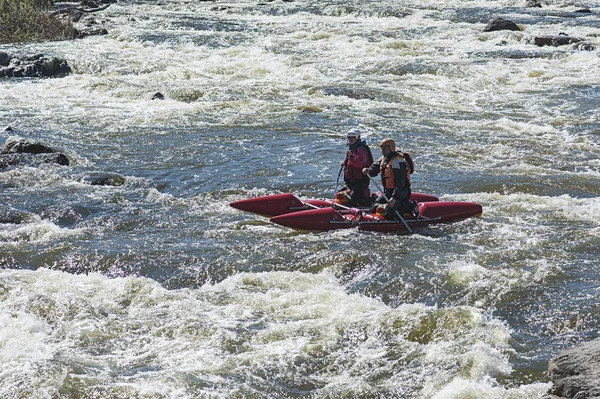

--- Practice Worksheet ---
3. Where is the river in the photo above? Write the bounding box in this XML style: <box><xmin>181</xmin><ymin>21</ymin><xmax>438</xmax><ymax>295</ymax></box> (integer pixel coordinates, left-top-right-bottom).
<box><xmin>1</xmin><ymin>0</ymin><xmax>600</xmax><ymax>397</ymax></box>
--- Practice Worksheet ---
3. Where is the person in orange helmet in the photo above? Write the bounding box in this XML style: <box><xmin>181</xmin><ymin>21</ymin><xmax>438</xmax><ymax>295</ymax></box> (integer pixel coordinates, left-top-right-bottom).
<box><xmin>362</xmin><ymin>138</ymin><xmax>419</xmax><ymax>220</ymax></box>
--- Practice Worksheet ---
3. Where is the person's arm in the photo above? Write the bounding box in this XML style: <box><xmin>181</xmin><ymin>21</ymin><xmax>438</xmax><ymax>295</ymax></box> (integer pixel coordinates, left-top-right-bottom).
<box><xmin>364</xmin><ymin>161</ymin><xmax>380</xmax><ymax>177</ymax></box>
<box><xmin>364</xmin><ymin>156</ymin><xmax>383</xmax><ymax>177</ymax></box>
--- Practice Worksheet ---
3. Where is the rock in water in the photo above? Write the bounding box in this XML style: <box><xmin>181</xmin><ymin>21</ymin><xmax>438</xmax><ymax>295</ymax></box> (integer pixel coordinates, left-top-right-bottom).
<box><xmin>79</xmin><ymin>172</ymin><xmax>126</xmax><ymax>186</ymax></box>
<box><xmin>547</xmin><ymin>338</ymin><xmax>600</xmax><ymax>398</ymax></box>
<box><xmin>534</xmin><ymin>35</ymin><xmax>583</xmax><ymax>47</ymax></box>
<box><xmin>1</xmin><ymin>136</ymin><xmax>57</xmax><ymax>154</ymax></box>
<box><xmin>0</xmin><ymin>206</ymin><xmax>36</xmax><ymax>224</ymax></box>
<box><xmin>483</xmin><ymin>18</ymin><xmax>520</xmax><ymax>32</ymax></box>
<box><xmin>525</xmin><ymin>0</ymin><xmax>542</xmax><ymax>8</ymax></box>
<box><xmin>0</xmin><ymin>153</ymin><xmax>70</xmax><ymax>168</ymax></box>
<box><xmin>0</xmin><ymin>51</ymin><xmax>10</xmax><ymax>66</ymax></box>
<box><xmin>0</xmin><ymin>54</ymin><xmax>71</xmax><ymax>78</ymax></box>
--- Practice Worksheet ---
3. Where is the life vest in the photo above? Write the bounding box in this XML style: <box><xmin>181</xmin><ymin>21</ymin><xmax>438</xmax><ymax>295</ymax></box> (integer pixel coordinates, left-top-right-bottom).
<box><xmin>380</xmin><ymin>152</ymin><xmax>412</xmax><ymax>190</ymax></box>
<box><xmin>403</xmin><ymin>152</ymin><xmax>415</xmax><ymax>175</ymax></box>
<box><xmin>344</xmin><ymin>141</ymin><xmax>374</xmax><ymax>181</ymax></box>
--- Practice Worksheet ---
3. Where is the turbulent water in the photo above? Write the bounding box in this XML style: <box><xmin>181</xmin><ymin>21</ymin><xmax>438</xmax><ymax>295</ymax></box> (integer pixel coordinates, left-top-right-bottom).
<box><xmin>2</xmin><ymin>0</ymin><xmax>600</xmax><ymax>397</ymax></box>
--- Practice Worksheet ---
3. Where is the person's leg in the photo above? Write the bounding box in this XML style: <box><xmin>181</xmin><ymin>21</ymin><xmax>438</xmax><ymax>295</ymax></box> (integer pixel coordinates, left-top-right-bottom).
<box><xmin>348</xmin><ymin>179</ymin><xmax>370</xmax><ymax>206</ymax></box>
<box><xmin>384</xmin><ymin>199</ymin><xmax>407</xmax><ymax>220</ymax></box>
<box><xmin>370</xmin><ymin>194</ymin><xmax>387</xmax><ymax>213</ymax></box>
<box><xmin>385</xmin><ymin>198</ymin><xmax>419</xmax><ymax>220</ymax></box>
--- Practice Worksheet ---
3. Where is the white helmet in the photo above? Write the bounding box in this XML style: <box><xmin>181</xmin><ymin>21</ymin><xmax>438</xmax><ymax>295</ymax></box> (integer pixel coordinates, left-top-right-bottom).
<box><xmin>346</xmin><ymin>128</ymin><xmax>362</xmax><ymax>139</ymax></box>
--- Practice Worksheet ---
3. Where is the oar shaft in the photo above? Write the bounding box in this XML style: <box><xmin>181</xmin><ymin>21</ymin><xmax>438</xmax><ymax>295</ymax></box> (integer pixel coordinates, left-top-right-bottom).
<box><xmin>368</xmin><ymin>177</ymin><xmax>413</xmax><ymax>233</ymax></box>
<box><xmin>334</xmin><ymin>165</ymin><xmax>343</xmax><ymax>199</ymax></box>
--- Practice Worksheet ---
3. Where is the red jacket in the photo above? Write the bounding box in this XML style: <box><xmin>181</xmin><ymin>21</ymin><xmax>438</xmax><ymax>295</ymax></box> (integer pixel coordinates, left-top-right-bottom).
<box><xmin>344</xmin><ymin>145</ymin><xmax>370</xmax><ymax>181</ymax></box>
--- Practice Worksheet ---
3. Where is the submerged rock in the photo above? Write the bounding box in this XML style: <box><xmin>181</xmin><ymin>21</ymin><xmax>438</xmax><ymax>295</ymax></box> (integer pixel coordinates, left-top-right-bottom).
<box><xmin>0</xmin><ymin>153</ymin><xmax>70</xmax><ymax>168</ymax></box>
<box><xmin>0</xmin><ymin>206</ymin><xmax>36</xmax><ymax>224</ymax></box>
<box><xmin>525</xmin><ymin>0</ymin><xmax>542</xmax><ymax>8</ymax></box>
<box><xmin>79</xmin><ymin>172</ymin><xmax>126</xmax><ymax>186</ymax></box>
<box><xmin>534</xmin><ymin>35</ymin><xmax>584</xmax><ymax>47</ymax></box>
<box><xmin>484</xmin><ymin>18</ymin><xmax>520</xmax><ymax>32</ymax></box>
<box><xmin>470</xmin><ymin>49</ymin><xmax>557</xmax><ymax>59</ymax></box>
<box><xmin>297</xmin><ymin>105</ymin><xmax>323</xmax><ymax>113</ymax></box>
<box><xmin>573</xmin><ymin>42</ymin><xmax>596</xmax><ymax>51</ymax></box>
<box><xmin>547</xmin><ymin>338</ymin><xmax>600</xmax><ymax>398</ymax></box>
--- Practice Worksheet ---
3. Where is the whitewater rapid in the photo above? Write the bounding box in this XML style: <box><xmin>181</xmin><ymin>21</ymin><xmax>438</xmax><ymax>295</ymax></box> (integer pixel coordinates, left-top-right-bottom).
<box><xmin>2</xmin><ymin>0</ymin><xmax>600</xmax><ymax>397</ymax></box>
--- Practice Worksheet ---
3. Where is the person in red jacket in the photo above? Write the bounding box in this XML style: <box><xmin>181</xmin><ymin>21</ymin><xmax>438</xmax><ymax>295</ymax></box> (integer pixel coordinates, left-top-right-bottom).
<box><xmin>336</xmin><ymin>128</ymin><xmax>374</xmax><ymax>207</ymax></box>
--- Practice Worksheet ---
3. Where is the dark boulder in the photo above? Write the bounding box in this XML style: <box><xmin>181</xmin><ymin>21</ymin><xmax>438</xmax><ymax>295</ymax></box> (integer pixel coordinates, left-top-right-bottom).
<box><xmin>74</xmin><ymin>26</ymin><xmax>108</xmax><ymax>38</ymax></box>
<box><xmin>525</xmin><ymin>0</ymin><xmax>542</xmax><ymax>7</ymax></box>
<box><xmin>0</xmin><ymin>54</ymin><xmax>71</xmax><ymax>78</ymax></box>
<box><xmin>81</xmin><ymin>0</ymin><xmax>99</xmax><ymax>7</ymax></box>
<box><xmin>1</xmin><ymin>136</ymin><xmax>57</xmax><ymax>154</ymax></box>
<box><xmin>546</xmin><ymin>338</ymin><xmax>600</xmax><ymax>398</ymax></box>
<box><xmin>0</xmin><ymin>52</ymin><xmax>10</xmax><ymax>66</ymax></box>
<box><xmin>0</xmin><ymin>137</ymin><xmax>70</xmax><ymax>168</ymax></box>
<box><xmin>483</xmin><ymin>18</ymin><xmax>520</xmax><ymax>32</ymax></box>
<box><xmin>41</xmin><ymin>57</ymin><xmax>61</xmax><ymax>77</ymax></box>
<box><xmin>152</xmin><ymin>92</ymin><xmax>165</xmax><ymax>100</ymax></box>
<box><xmin>79</xmin><ymin>172</ymin><xmax>125</xmax><ymax>186</ymax></box>
<box><xmin>534</xmin><ymin>35</ymin><xmax>583</xmax><ymax>47</ymax></box>
<box><xmin>0</xmin><ymin>153</ymin><xmax>70</xmax><ymax>169</ymax></box>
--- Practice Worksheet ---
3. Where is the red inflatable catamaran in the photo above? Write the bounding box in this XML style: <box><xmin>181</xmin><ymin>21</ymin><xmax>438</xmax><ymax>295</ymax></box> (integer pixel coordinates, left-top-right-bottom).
<box><xmin>230</xmin><ymin>192</ymin><xmax>482</xmax><ymax>233</ymax></box>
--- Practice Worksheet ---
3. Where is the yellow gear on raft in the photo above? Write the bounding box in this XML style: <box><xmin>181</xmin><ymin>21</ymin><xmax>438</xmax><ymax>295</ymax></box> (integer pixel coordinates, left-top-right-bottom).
<box><xmin>335</xmin><ymin>189</ymin><xmax>352</xmax><ymax>205</ymax></box>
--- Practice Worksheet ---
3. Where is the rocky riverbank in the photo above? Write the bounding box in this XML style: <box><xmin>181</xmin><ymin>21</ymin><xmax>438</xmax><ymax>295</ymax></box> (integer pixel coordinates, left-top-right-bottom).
<box><xmin>546</xmin><ymin>338</ymin><xmax>600</xmax><ymax>398</ymax></box>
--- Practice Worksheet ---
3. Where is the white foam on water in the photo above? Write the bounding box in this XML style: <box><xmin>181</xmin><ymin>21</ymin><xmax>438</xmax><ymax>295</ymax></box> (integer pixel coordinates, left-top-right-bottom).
<box><xmin>432</xmin><ymin>377</ymin><xmax>551</xmax><ymax>399</ymax></box>
<box><xmin>0</xmin><ymin>219</ymin><xmax>84</xmax><ymax>246</ymax></box>
<box><xmin>0</xmin><ymin>311</ymin><xmax>51</xmax><ymax>362</ymax></box>
<box><xmin>0</xmin><ymin>268</ymin><xmax>536</xmax><ymax>398</ymax></box>
<box><xmin>446</xmin><ymin>261</ymin><xmax>491</xmax><ymax>287</ymax></box>
<box><xmin>466</xmin><ymin>192</ymin><xmax>600</xmax><ymax>225</ymax></box>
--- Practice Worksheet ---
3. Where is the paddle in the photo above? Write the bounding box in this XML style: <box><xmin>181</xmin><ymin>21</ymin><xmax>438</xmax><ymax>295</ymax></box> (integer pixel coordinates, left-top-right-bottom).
<box><xmin>334</xmin><ymin>164</ymin><xmax>343</xmax><ymax>199</ymax></box>
<box><xmin>368</xmin><ymin>176</ymin><xmax>413</xmax><ymax>234</ymax></box>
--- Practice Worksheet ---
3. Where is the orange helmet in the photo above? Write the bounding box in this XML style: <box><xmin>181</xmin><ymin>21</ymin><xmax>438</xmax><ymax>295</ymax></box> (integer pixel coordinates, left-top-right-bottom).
<box><xmin>379</xmin><ymin>138</ymin><xmax>396</xmax><ymax>151</ymax></box>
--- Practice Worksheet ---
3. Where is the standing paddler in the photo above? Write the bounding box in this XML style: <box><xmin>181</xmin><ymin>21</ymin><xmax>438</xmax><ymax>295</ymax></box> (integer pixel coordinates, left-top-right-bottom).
<box><xmin>335</xmin><ymin>128</ymin><xmax>374</xmax><ymax>207</ymax></box>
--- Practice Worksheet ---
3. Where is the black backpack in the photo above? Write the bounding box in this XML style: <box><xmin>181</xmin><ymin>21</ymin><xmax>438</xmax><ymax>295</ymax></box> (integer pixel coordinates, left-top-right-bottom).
<box><xmin>401</xmin><ymin>152</ymin><xmax>415</xmax><ymax>174</ymax></box>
